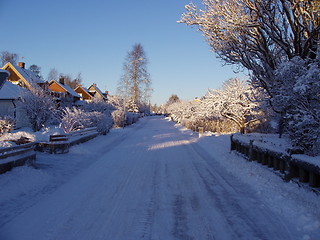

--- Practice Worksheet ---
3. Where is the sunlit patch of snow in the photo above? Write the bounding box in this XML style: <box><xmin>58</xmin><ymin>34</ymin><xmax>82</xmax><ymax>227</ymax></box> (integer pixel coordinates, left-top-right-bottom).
<box><xmin>152</xmin><ymin>133</ymin><xmax>175</xmax><ymax>139</ymax></box>
<box><xmin>148</xmin><ymin>139</ymin><xmax>198</xmax><ymax>150</ymax></box>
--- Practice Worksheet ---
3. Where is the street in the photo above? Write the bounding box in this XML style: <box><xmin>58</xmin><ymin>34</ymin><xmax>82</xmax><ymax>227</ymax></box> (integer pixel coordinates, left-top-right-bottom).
<box><xmin>0</xmin><ymin>117</ymin><xmax>314</xmax><ymax>239</ymax></box>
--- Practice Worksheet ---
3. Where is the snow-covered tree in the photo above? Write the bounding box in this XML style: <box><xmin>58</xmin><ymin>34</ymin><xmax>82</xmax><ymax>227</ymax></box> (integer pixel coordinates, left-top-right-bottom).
<box><xmin>20</xmin><ymin>86</ymin><xmax>56</xmax><ymax>131</ymax></box>
<box><xmin>180</xmin><ymin>0</ymin><xmax>319</xmax><ymax>96</ymax></box>
<box><xmin>275</xmin><ymin>58</ymin><xmax>320</xmax><ymax>155</ymax></box>
<box><xmin>126</xmin><ymin>97</ymin><xmax>140</xmax><ymax>113</ymax></box>
<box><xmin>180</xmin><ymin>0</ymin><xmax>320</xmax><ymax>153</ymax></box>
<box><xmin>204</xmin><ymin>78</ymin><xmax>264</xmax><ymax>134</ymax></box>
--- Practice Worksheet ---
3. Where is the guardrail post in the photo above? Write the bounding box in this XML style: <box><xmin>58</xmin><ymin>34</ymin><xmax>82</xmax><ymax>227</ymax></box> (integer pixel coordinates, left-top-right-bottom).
<box><xmin>248</xmin><ymin>140</ymin><xmax>253</xmax><ymax>161</ymax></box>
<box><xmin>288</xmin><ymin>164</ymin><xmax>299</xmax><ymax>179</ymax></box>
<box><xmin>309</xmin><ymin>172</ymin><xmax>320</xmax><ymax>187</ymax></box>
<box><xmin>299</xmin><ymin>168</ymin><xmax>309</xmax><ymax>182</ymax></box>
<box><xmin>273</xmin><ymin>157</ymin><xmax>280</xmax><ymax>170</ymax></box>
<box><xmin>198</xmin><ymin>127</ymin><xmax>204</xmax><ymax>138</ymax></box>
<box><xmin>230</xmin><ymin>135</ymin><xmax>235</xmax><ymax>151</ymax></box>
<box><xmin>267</xmin><ymin>155</ymin><xmax>273</xmax><ymax>168</ymax></box>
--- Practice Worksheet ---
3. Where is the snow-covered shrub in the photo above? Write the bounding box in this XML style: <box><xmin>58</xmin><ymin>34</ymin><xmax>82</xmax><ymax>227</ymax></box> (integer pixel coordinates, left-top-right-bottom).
<box><xmin>0</xmin><ymin>116</ymin><xmax>15</xmax><ymax>135</ymax></box>
<box><xmin>89</xmin><ymin>111</ymin><xmax>113</xmax><ymax>135</ymax></box>
<box><xmin>82</xmin><ymin>99</ymin><xmax>114</xmax><ymax>134</ymax></box>
<box><xmin>126</xmin><ymin>112</ymin><xmax>139</xmax><ymax>125</ymax></box>
<box><xmin>60</xmin><ymin>107</ymin><xmax>113</xmax><ymax>134</ymax></box>
<box><xmin>20</xmin><ymin>86</ymin><xmax>56</xmax><ymax>132</ymax></box>
<box><xmin>112</xmin><ymin>109</ymin><xmax>126</xmax><ymax>128</ymax></box>
<box><xmin>60</xmin><ymin>107</ymin><xmax>85</xmax><ymax>133</ymax></box>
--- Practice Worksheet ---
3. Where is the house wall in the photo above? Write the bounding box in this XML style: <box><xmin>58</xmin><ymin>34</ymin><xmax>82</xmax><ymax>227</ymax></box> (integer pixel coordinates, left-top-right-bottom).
<box><xmin>0</xmin><ymin>100</ymin><xmax>15</xmax><ymax>117</ymax></box>
<box><xmin>75</xmin><ymin>88</ymin><xmax>92</xmax><ymax>101</ymax></box>
<box><xmin>49</xmin><ymin>82</ymin><xmax>67</xmax><ymax>93</ymax></box>
<box><xmin>0</xmin><ymin>100</ymin><xmax>31</xmax><ymax>129</ymax></box>
<box><xmin>3</xmin><ymin>68</ymin><xmax>22</xmax><ymax>86</ymax></box>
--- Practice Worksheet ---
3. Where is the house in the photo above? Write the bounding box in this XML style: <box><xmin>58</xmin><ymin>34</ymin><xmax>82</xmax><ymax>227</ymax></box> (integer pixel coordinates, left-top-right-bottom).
<box><xmin>74</xmin><ymin>85</ymin><xmax>93</xmax><ymax>102</ymax></box>
<box><xmin>1</xmin><ymin>62</ymin><xmax>45</xmax><ymax>88</ymax></box>
<box><xmin>0</xmin><ymin>80</ymin><xmax>29</xmax><ymax>128</ymax></box>
<box><xmin>48</xmin><ymin>80</ymin><xmax>81</xmax><ymax>104</ymax></box>
<box><xmin>87</xmin><ymin>83</ymin><xmax>108</xmax><ymax>101</ymax></box>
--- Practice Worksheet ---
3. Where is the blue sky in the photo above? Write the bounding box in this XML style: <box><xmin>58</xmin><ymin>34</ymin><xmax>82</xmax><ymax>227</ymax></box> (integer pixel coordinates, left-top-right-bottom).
<box><xmin>1</xmin><ymin>0</ymin><xmax>243</xmax><ymax>105</ymax></box>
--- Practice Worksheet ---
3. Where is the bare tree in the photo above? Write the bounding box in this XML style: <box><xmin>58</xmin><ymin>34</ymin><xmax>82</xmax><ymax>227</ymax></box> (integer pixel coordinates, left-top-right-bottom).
<box><xmin>59</xmin><ymin>73</ymin><xmax>82</xmax><ymax>89</ymax></box>
<box><xmin>29</xmin><ymin>64</ymin><xmax>42</xmax><ymax>79</ymax></box>
<box><xmin>1</xmin><ymin>51</ymin><xmax>19</xmax><ymax>66</ymax></box>
<box><xmin>47</xmin><ymin>68</ymin><xmax>59</xmax><ymax>81</ymax></box>
<box><xmin>117</xmin><ymin>43</ymin><xmax>152</xmax><ymax>112</ymax></box>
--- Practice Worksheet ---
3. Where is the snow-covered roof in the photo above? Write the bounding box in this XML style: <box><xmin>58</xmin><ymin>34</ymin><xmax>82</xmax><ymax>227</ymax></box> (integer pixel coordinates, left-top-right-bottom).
<box><xmin>0</xmin><ymin>80</ymin><xmax>26</xmax><ymax>100</ymax></box>
<box><xmin>88</xmin><ymin>84</ymin><xmax>107</xmax><ymax>100</ymax></box>
<box><xmin>49</xmin><ymin>80</ymin><xmax>81</xmax><ymax>98</ymax></box>
<box><xmin>0</xmin><ymin>69</ymin><xmax>10</xmax><ymax>90</ymax></box>
<box><xmin>14</xmin><ymin>65</ymin><xmax>44</xmax><ymax>84</ymax></box>
<box><xmin>74</xmin><ymin>85</ymin><xmax>92</xmax><ymax>98</ymax></box>
<box><xmin>2</xmin><ymin>62</ymin><xmax>44</xmax><ymax>85</ymax></box>
<box><xmin>0</xmin><ymin>69</ymin><xmax>10</xmax><ymax>75</ymax></box>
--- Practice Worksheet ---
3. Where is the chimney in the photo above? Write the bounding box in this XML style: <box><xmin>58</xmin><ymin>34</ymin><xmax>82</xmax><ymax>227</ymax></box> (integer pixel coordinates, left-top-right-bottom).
<box><xmin>59</xmin><ymin>77</ymin><xmax>65</xmax><ymax>85</ymax></box>
<box><xmin>93</xmin><ymin>83</ymin><xmax>96</xmax><ymax>87</ymax></box>
<box><xmin>18</xmin><ymin>62</ymin><xmax>25</xmax><ymax>69</ymax></box>
<box><xmin>105</xmin><ymin>91</ymin><xmax>109</xmax><ymax>95</ymax></box>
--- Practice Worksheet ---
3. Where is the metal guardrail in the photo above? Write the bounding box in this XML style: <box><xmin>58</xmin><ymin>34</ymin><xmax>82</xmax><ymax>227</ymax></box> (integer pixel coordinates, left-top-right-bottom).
<box><xmin>36</xmin><ymin>127</ymin><xmax>99</xmax><ymax>154</ymax></box>
<box><xmin>0</xmin><ymin>142</ymin><xmax>36</xmax><ymax>174</ymax></box>
<box><xmin>230</xmin><ymin>135</ymin><xmax>320</xmax><ymax>188</ymax></box>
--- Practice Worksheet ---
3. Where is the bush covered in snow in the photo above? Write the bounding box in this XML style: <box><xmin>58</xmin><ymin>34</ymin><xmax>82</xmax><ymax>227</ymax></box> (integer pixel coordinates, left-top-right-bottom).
<box><xmin>82</xmin><ymin>99</ymin><xmax>114</xmax><ymax>134</ymax></box>
<box><xmin>0</xmin><ymin>116</ymin><xmax>15</xmax><ymax>135</ymax></box>
<box><xmin>112</xmin><ymin>109</ymin><xmax>126</xmax><ymax>128</ymax></box>
<box><xmin>60</xmin><ymin>104</ymin><xmax>113</xmax><ymax>135</ymax></box>
<box><xmin>126</xmin><ymin>112</ymin><xmax>139</xmax><ymax>126</ymax></box>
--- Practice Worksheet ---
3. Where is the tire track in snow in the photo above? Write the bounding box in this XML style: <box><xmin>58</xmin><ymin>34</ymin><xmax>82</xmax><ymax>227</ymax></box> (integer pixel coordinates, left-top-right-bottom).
<box><xmin>185</xmin><ymin>140</ymin><xmax>296</xmax><ymax>240</ymax></box>
<box><xmin>172</xmin><ymin>194</ymin><xmax>194</xmax><ymax>240</ymax></box>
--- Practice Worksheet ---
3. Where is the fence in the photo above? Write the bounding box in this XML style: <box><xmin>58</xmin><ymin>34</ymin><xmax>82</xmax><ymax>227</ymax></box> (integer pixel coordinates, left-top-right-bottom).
<box><xmin>0</xmin><ymin>142</ymin><xmax>36</xmax><ymax>174</ymax></box>
<box><xmin>36</xmin><ymin>127</ymin><xmax>99</xmax><ymax>154</ymax></box>
<box><xmin>230</xmin><ymin>135</ymin><xmax>320</xmax><ymax>188</ymax></box>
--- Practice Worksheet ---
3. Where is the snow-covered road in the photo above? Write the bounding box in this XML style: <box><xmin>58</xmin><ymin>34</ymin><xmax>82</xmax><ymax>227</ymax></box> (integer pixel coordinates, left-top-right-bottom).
<box><xmin>1</xmin><ymin>117</ymin><xmax>319</xmax><ymax>240</ymax></box>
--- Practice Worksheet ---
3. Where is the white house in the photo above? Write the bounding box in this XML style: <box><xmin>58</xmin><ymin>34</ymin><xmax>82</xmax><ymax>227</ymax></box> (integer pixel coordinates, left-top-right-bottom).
<box><xmin>0</xmin><ymin>80</ymin><xmax>28</xmax><ymax>128</ymax></box>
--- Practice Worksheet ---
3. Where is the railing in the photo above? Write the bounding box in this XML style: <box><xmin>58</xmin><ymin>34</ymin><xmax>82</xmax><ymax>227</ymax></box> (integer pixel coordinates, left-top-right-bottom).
<box><xmin>230</xmin><ymin>135</ymin><xmax>320</xmax><ymax>189</ymax></box>
<box><xmin>0</xmin><ymin>142</ymin><xmax>36</xmax><ymax>174</ymax></box>
<box><xmin>36</xmin><ymin>127</ymin><xmax>99</xmax><ymax>154</ymax></box>
<box><xmin>68</xmin><ymin>127</ymin><xmax>98</xmax><ymax>138</ymax></box>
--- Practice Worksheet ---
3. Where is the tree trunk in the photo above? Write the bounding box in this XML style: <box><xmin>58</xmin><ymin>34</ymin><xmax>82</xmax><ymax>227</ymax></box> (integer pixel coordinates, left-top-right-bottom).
<box><xmin>240</xmin><ymin>119</ymin><xmax>245</xmax><ymax>134</ymax></box>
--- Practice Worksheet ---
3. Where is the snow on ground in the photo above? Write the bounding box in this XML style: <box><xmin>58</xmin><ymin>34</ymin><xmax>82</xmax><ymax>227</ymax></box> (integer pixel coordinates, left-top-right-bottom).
<box><xmin>0</xmin><ymin>116</ymin><xmax>319</xmax><ymax>240</ymax></box>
